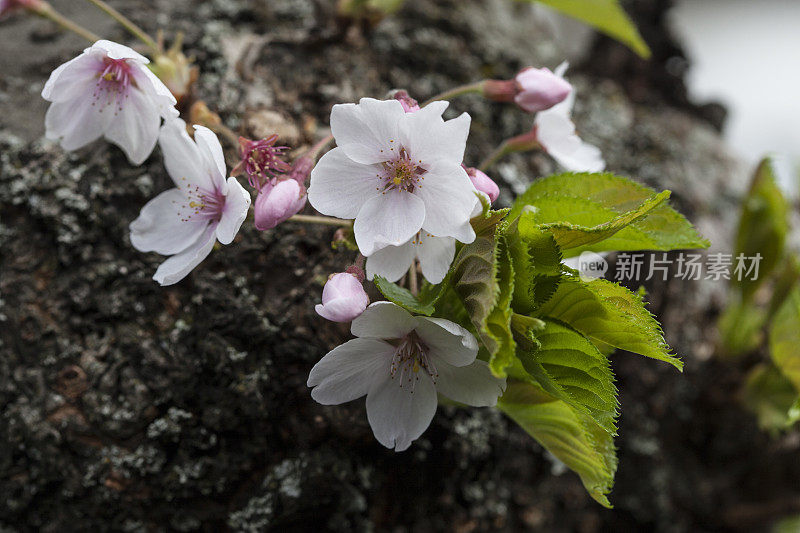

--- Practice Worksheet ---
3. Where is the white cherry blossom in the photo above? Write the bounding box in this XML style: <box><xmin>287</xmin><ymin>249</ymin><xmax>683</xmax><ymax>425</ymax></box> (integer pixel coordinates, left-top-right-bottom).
<box><xmin>308</xmin><ymin>302</ymin><xmax>506</xmax><ymax>451</ymax></box>
<box><xmin>534</xmin><ymin>63</ymin><xmax>605</xmax><ymax>173</ymax></box>
<box><xmin>41</xmin><ymin>40</ymin><xmax>177</xmax><ymax>165</ymax></box>
<box><xmin>308</xmin><ymin>98</ymin><xmax>478</xmax><ymax>256</ymax></box>
<box><xmin>366</xmin><ymin>230</ymin><xmax>456</xmax><ymax>285</ymax></box>
<box><xmin>129</xmin><ymin>118</ymin><xmax>251</xmax><ymax>285</ymax></box>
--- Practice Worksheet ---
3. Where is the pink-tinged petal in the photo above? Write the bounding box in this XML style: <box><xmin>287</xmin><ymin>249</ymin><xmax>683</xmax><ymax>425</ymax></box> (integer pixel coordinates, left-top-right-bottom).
<box><xmin>416</xmin><ymin>160</ymin><xmax>476</xmax><ymax>242</ymax></box>
<box><xmin>216</xmin><ymin>177</ymin><xmax>251</xmax><ymax>245</ymax></box>
<box><xmin>466</xmin><ymin>168</ymin><xmax>500</xmax><ymax>203</ymax></box>
<box><xmin>413</xmin><ymin>316</ymin><xmax>478</xmax><ymax>367</ymax></box>
<box><xmin>400</xmin><ymin>103</ymin><xmax>470</xmax><ymax>164</ymax></box>
<box><xmin>365</xmin><ymin>240</ymin><xmax>416</xmax><ymax>282</ymax></box>
<box><xmin>435</xmin><ymin>359</ymin><xmax>506</xmax><ymax>406</ymax></box>
<box><xmin>129</xmin><ymin>188</ymin><xmax>208</xmax><ymax>255</ymax></box>
<box><xmin>152</xmin><ymin>224</ymin><xmax>217</xmax><ymax>286</ymax></box>
<box><xmin>366</xmin><ymin>369</ymin><xmax>437</xmax><ymax>451</ymax></box>
<box><xmin>41</xmin><ymin>52</ymin><xmax>102</xmax><ymax>103</ymax></box>
<box><xmin>308</xmin><ymin>147</ymin><xmax>382</xmax><ymax>219</ymax></box>
<box><xmin>103</xmin><ymin>86</ymin><xmax>161</xmax><ymax>165</ymax></box>
<box><xmin>513</xmin><ymin>66</ymin><xmax>572</xmax><ymax>113</ymax></box>
<box><xmin>330</xmin><ymin>98</ymin><xmax>405</xmax><ymax>165</ymax></box>
<box><xmin>158</xmin><ymin>117</ymin><xmax>214</xmax><ymax>190</ymax></box>
<box><xmin>192</xmin><ymin>126</ymin><xmax>228</xmax><ymax>190</ymax></box>
<box><xmin>44</xmin><ymin>96</ymin><xmax>113</xmax><ymax>151</ymax></box>
<box><xmin>351</xmin><ymin>301</ymin><xmax>416</xmax><ymax>340</ymax></box>
<box><xmin>254</xmin><ymin>179</ymin><xmax>305</xmax><ymax>231</ymax></box>
<box><xmin>353</xmin><ymin>190</ymin><xmax>425</xmax><ymax>256</ymax></box>
<box><xmin>91</xmin><ymin>40</ymin><xmax>148</xmax><ymax>62</ymax></box>
<box><xmin>416</xmin><ymin>232</ymin><xmax>455</xmax><ymax>284</ymax></box>
<box><xmin>308</xmin><ymin>338</ymin><xmax>393</xmax><ymax>404</ymax></box>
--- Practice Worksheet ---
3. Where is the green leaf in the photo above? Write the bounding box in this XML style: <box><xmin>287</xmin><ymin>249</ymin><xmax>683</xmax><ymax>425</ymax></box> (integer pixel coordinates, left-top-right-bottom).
<box><xmin>373</xmin><ymin>276</ymin><xmax>446</xmax><ymax>316</ymax></box>
<box><xmin>506</xmin><ymin>218</ymin><xmax>563</xmax><ymax>314</ymax></box>
<box><xmin>537</xmin><ymin>276</ymin><xmax>683</xmax><ymax>370</ymax></box>
<box><xmin>769</xmin><ymin>284</ymin><xmax>800</xmax><ymax>391</ymax></box>
<box><xmin>742</xmin><ymin>364</ymin><xmax>800</xmax><ymax>435</ymax></box>
<box><xmin>498</xmin><ymin>381</ymin><xmax>617</xmax><ymax>507</ymax></box>
<box><xmin>521</xmin><ymin>0</ymin><xmax>650</xmax><ymax>58</ymax></box>
<box><xmin>734</xmin><ymin>157</ymin><xmax>790</xmax><ymax>299</ymax></box>
<box><xmin>510</xmin><ymin>173</ymin><xmax>709</xmax><ymax>256</ymax></box>
<box><xmin>515</xmin><ymin>319</ymin><xmax>618</xmax><ymax>435</ymax></box>
<box><xmin>450</xmin><ymin>214</ymin><xmax>516</xmax><ymax>376</ymax></box>
<box><xmin>717</xmin><ymin>295</ymin><xmax>766</xmax><ymax>358</ymax></box>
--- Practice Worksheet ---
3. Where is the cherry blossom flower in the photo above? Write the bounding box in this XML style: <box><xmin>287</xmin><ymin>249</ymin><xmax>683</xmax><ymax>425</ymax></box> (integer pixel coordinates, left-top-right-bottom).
<box><xmin>308</xmin><ymin>98</ymin><xmax>478</xmax><ymax>256</ymax></box>
<box><xmin>534</xmin><ymin>64</ymin><xmax>605</xmax><ymax>172</ymax></box>
<box><xmin>41</xmin><ymin>40</ymin><xmax>177</xmax><ymax>165</ymax></box>
<box><xmin>307</xmin><ymin>302</ymin><xmax>506</xmax><ymax>451</ymax></box>
<box><xmin>129</xmin><ymin>118</ymin><xmax>250</xmax><ymax>285</ymax></box>
<box><xmin>231</xmin><ymin>135</ymin><xmax>291</xmax><ymax>190</ymax></box>
<box><xmin>315</xmin><ymin>272</ymin><xmax>369</xmax><ymax>322</ymax></box>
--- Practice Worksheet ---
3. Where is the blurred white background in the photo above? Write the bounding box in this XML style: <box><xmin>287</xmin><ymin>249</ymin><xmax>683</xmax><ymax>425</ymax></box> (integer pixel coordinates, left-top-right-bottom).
<box><xmin>670</xmin><ymin>0</ymin><xmax>800</xmax><ymax>197</ymax></box>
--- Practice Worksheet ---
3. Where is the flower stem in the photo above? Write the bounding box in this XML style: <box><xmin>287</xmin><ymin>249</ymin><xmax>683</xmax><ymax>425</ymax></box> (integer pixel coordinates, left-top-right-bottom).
<box><xmin>478</xmin><ymin>140</ymin><xmax>512</xmax><ymax>172</ymax></box>
<box><xmin>36</xmin><ymin>2</ymin><xmax>100</xmax><ymax>43</ymax></box>
<box><xmin>408</xmin><ymin>262</ymin><xmax>419</xmax><ymax>296</ymax></box>
<box><xmin>287</xmin><ymin>214</ymin><xmax>352</xmax><ymax>227</ymax></box>
<box><xmin>421</xmin><ymin>81</ymin><xmax>485</xmax><ymax>107</ymax></box>
<box><xmin>85</xmin><ymin>0</ymin><xmax>160</xmax><ymax>53</ymax></box>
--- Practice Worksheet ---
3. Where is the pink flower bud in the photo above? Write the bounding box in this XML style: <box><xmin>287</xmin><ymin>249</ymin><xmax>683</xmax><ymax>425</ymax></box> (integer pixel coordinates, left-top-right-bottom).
<box><xmin>231</xmin><ymin>135</ymin><xmax>291</xmax><ymax>190</ymax></box>
<box><xmin>315</xmin><ymin>272</ymin><xmax>369</xmax><ymax>322</ymax></box>
<box><xmin>466</xmin><ymin>167</ymin><xmax>500</xmax><ymax>203</ymax></box>
<box><xmin>513</xmin><ymin>67</ymin><xmax>572</xmax><ymax>113</ymax></box>
<box><xmin>392</xmin><ymin>90</ymin><xmax>421</xmax><ymax>113</ymax></box>
<box><xmin>0</xmin><ymin>0</ymin><xmax>44</xmax><ymax>19</ymax></box>
<box><xmin>254</xmin><ymin>178</ymin><xmax>307</xmax><ymax>230</ymax></box>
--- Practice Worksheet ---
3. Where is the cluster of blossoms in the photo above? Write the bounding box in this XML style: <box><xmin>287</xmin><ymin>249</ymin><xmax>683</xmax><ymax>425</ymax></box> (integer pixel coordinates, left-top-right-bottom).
<box><xmin>39</xmin><ymin>33</ymin><xmax>604</xmax><ymax>450</ymax></box>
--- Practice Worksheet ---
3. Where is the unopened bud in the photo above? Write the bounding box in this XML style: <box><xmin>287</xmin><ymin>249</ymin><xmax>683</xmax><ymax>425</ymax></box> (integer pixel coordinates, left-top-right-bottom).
<box><xmin>315</xmin><ymin>272</ymin><xmax>369</xmax><ymax>323</ymax></box>
<box><xmin>392</xmin><ymin>89</ymin><xmax>421</xmax><ymax>113</ymax></box>
<box><xmin>466</xmin><ymin>167</ymin><xmax>500</xmax><ymax>203</ymax></box>
<box><xmin>513</xmin><ymin>67</ymin><xmax>572</xmax><ymax>113</ymax></box>
<box><xmin>0</xmin><ymin>0</ymin><xmax>45</xmax><ymax>19</ymax></box>
<box><xmin>254</xmin><ymin>179</ymin><xmax>307</xmax><ymax>230</ymax></box>
<box><xmin>150</xmin><ymin>35</ymin><xmax>198</xmax><ymax>105</ymax></box>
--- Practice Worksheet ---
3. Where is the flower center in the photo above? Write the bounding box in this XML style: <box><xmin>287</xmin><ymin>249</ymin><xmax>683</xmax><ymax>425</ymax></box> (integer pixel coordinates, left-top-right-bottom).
<box><xmin>390</xmin><ymin>331</ymin><xmax>437</xmax><ymax>391</ymax></box>
<box><xmin>92</xmin><ymin>57</ymin><xmax>134</xmax><ymax>114</ymax></box>
<box><xmin>378</xmin><ymin>148</ymin><xmax>426</xmax><ymax>193</ymax></box>
<box><xmin>173</xmin><ymin>178</ymin><xmax>226</xmax><ymax>224</ymax></box>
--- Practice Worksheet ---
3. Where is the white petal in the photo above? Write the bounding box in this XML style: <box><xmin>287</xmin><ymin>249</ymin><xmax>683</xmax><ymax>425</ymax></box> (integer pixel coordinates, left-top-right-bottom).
<box><xmin>330</xmin><ymin>98</ymin><xmax>405</xmax><ymax>164</ymax></box>
<box><xmin>92</xmin><ymin>40</ymin><xmax>148</xmax><ymax>62</ymax></box>
<box><xmin>152</xmin><ymin>224</ymin><xmax>217</xmax><ymax>286</ymax></box>
<box><xmin>416</xmin><ymin>232</ymin><xmax>455</xmax><ymax>284</ymax></box>
<box><xmin>215</xmin><ymin>177</ymin><xmax>251</xmax><ymax>245</ymax></box>
<box><xmin>131</xmin><ymin>62</ymin><xmax>178</xmax><ymax>115</ymax></box>
<box><xmin>193</xmin><ymin>126</ymin><xmax>228</xmax><ymax>190</ymax></box>
<box><xmin>536</xmin><ymin>111</ymin><xmax>605</xmax><ymax>172</ymax></box>
<box><xmin>41</xmin><ymin>52</ymin><xmax>101</xmax><ymax>103</ymax></box>
<box><xmin>44</xmin><ymin>96</ymin><xmax>112</xmax><ymax>151</ymax></box>
<box><xmin>307</xmin><ymin>147</ymin><xmax>382</xmax><ymax>219</ymax></box>
<box><xmin>554</xmin><ymin>61</ymin><xmax>570</xmax><ymax>78</ymax></box>
<box><xmin>353</xmin><ymin>190</ymin><xmax>425</xmax><ymax>256</ymax></box>
<box><xmin>414</xmin><ymin>316</ymin><xmax>478</xmax><ymax>367</ymax></box>
<box><xmin>103</xmin><ymin>86</ymin><xmax>161</xmax><ymax>165</ymax></box>
<box><xmin>365</xmin><ymin>240</ymin><xmax>416</xmax><ymax>282</ymax></box>
<box><xmin>435</xmin><ymin>359</ymin><xmax>506</xmax><ymax>407</ymax></box>
<box><xmin>351</xmin><ymin>301</ymin><xmax>416</xmax><ymax>340</ymax></box>
<box><xmin>401</xmin><ymin>105</ymin><xmax>470</xmax><ymax>164</ymax></box>
<box><xmin>366</xmin><ymin>370</ymin><xmax>437</xmax><ymax>451</ymax></box>
<box><xmin>308</xmin><ymin>338</ymin><xmax>394</xmax><ymax>405</ymax></box>
<box><xmin>416</xmin><ymin>160</ymin><xmax>476</xmax><ymax>242</ymax></box>
<box><xmin>129</xmin><ymin>188</ymin><xmax>207</xmax><ymax>254</ymax></box>
<box><xmin>158</xmin><ymin>117</ymin><xmax>214</xmax><ymax>190</ymax></box>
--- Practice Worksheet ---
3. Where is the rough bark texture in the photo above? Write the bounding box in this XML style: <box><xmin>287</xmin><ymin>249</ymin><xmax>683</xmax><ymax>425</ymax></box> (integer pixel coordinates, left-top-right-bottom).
<box><xmin>1</xmin><ymin>0</ymin><xmax>797</xmax><ymax>531</ymax></box>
